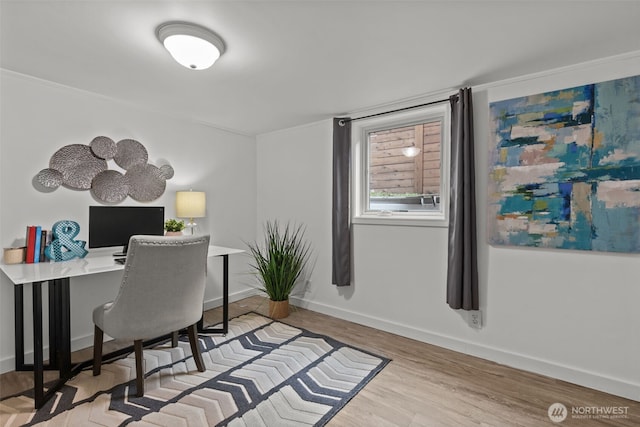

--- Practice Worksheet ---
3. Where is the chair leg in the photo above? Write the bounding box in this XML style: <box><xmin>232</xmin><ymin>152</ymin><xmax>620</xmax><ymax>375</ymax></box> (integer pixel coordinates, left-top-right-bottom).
<box><xmin>93</xmin><ymin>326</ymin><xmax>103</xmax><ymax>376</ymax></box>
<box><xmin>134</xmin><ymin>340</ymin><xmax>144</xmax><ymax>397</ymax></box>
<box><xmin>171</xmin><ymin>331</ymin><xmax>179</xmax><ymax>348</ymax></box>
<box><xmin>187</xmin><ymin>323</ymin><xmax>205</xmax><ymax>372</ymax></box>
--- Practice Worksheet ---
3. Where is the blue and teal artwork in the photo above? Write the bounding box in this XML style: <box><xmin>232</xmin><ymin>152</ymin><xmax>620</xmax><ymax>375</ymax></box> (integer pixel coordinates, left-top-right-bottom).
<box><xmin>488</xmin><ymin>75</ymin><xmax>640</xmax><ymax>253</ymax></box>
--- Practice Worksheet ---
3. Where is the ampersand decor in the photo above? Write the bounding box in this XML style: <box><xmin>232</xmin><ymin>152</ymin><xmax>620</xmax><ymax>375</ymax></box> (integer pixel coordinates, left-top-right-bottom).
<box><xmin>45</xmin><ymin>220</ymin><xmax>88</xmax><ymax>262</ymax></box>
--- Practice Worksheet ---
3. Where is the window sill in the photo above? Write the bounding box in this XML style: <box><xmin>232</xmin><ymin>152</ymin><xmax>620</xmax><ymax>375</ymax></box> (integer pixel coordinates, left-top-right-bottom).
<box><xmin>352</xmin><ymin>213</ymin><xmax>448</xmax><ymax>228</ymax></box>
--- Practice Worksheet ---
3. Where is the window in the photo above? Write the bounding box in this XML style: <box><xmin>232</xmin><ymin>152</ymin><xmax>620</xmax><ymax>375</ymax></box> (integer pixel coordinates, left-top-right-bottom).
<box><xmin>352</xmin><ymin>103</ymin><xmax>450</xmax><ymax>226</ymax></box>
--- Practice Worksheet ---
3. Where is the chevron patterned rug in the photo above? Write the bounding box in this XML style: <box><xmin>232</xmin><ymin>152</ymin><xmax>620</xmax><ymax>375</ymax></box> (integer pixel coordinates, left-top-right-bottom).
<box><xmin>1</xmin><ymin>312</ymin><xmax>389</xmax><ymax>426</ymax></box>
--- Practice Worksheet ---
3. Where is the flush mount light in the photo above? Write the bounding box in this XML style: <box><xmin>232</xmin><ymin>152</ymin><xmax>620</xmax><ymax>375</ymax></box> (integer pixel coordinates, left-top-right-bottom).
<box><xmin>156</xmin><ymin>21</ymin><xmax>225</xmax><ymax>70</ymax></box>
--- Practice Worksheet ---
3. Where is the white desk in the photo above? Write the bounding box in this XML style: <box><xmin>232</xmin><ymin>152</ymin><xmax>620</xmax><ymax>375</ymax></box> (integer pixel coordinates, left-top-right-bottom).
<box><xmin>1</xmin><ymin>245</ymin><xmax>244</xmax><ymax>284</ymax></box>
<box><xmin>0</xmin><ymin>245</ymin><xmax>244</xmax><ymax>409</ymax></box>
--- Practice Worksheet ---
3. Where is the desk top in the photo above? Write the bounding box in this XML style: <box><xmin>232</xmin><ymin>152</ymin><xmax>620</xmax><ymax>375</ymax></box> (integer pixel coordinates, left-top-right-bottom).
<box><xmin>0</xmin><ymin>245</ymin><xmax>244</xmax><ymax>285</ymax></box>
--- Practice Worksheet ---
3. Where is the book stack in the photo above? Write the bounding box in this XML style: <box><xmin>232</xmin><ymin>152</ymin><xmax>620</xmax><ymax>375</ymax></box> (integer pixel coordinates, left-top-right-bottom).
<box><xmin>25</xmin><ymin>226</ymin><xmax>50</xmax><ymax>263</ymax></box>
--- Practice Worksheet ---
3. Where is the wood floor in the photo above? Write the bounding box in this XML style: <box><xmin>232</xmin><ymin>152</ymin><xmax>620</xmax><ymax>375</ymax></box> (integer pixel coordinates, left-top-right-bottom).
<box><xmin>1</xmin><ymin>295</ymin><xmax>638</xmax><ymax>426</ymax></box>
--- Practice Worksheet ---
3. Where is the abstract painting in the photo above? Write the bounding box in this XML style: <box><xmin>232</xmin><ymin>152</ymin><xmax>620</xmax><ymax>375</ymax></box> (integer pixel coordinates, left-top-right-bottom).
<box><xmin>488</xmin><ymin>75</ymin><xmax>640</xmax><ymax>253</ymax></box>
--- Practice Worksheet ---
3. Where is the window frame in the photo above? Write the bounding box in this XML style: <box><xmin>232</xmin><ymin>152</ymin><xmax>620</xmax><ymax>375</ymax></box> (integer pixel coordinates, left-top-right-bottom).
<box><xmin>351</xmin><ymin>103</ymin><xmax>450</xmax><ymax>227</ymax></box>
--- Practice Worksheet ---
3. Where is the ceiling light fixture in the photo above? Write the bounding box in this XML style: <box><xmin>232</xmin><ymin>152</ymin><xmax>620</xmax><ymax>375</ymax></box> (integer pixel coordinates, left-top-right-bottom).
<box><xmin>156</xmin><ymin>21</ymin><xmax>225</xmax><ymax>70</ymax></box>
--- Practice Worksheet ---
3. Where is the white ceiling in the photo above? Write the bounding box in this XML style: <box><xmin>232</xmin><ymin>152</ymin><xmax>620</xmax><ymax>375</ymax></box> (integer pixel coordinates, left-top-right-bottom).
<box><xmin>2</xmin><ymin>1</ymin><xmax>640</xmax><ymax>136</ymax></box>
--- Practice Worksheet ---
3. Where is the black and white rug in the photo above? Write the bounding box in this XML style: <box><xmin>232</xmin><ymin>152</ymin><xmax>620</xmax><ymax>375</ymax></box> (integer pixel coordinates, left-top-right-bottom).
<box><xmin>2</xmin><ymin>313</ymin><xmax>389</xmax><ymax>426</ymax></box>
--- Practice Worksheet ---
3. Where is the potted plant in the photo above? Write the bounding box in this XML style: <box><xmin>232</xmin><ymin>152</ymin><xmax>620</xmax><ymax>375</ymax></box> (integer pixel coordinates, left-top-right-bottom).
<box><xmin>247</xmin><ymin>220</ymin><xmax>312</xmax><ymax>319</ymax></box>
<box><xmin>164</xmin><ymin>219</ymin><xmax>185</xmax><ymax>236</ymax></box>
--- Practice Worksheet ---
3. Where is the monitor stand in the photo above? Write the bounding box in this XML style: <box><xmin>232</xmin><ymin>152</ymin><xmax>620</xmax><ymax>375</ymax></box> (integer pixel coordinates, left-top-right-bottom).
<box><xmin>112</xmin><ymin>244</ymin><xmax>128</xmax><ymax>257</ymax></box>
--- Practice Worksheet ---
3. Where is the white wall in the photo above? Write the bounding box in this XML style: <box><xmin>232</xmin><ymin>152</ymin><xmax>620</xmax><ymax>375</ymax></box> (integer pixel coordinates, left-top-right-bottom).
<box><xmin>0</xmin><ymin>71</ymin><xmax>257</xmax><ymax>373</ymax></box>
<box><xmin>256</xmin><ymin>52</ymin><xmax>640</xmax><ymax>401</ymax></box>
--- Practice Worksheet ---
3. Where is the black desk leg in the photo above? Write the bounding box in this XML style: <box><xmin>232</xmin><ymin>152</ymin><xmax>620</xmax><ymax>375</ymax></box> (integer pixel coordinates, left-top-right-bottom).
<box><xmin>25</xmin><ymin>278</ymin><xmax>76</xmax><ymax>409</ymax></box>
<box><xmin>49</xmin><ymin>277</ymin><xmax>71</xmax><ymax>378</ymax></box>
<box><xmin>32</xmin><ymin>282</ymin><xmax>44</xmax><ymax>409</ymax></box>
<box><xmin>48</xmin><ymin>281</ymin><xmax>58</xmax><ymax>368</ymax></box>
<box><xmin>14</xmin><ymin>285</ymin><xmax>24</xmax><ymax>370</ymax></box>
<box><xmin>198</xmin><ymin>254</ymin><xmax>229</xmax><ymax>335</ymax></box>
<box><xmin>222</xmin><ymin>254</ymin><xmax>229</xmax><ymax>334</ymax></box>
<box><xmin>58</xmin><ymin>278</ymin><xmax>72</xmax><ymax>377</ymax></box>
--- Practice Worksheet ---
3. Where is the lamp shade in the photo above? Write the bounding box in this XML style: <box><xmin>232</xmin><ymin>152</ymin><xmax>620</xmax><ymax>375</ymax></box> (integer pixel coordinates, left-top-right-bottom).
<box><xmin>176</xmin><ymin>191</ymin><xmax>206</xmax><ymax>218</ymax></box>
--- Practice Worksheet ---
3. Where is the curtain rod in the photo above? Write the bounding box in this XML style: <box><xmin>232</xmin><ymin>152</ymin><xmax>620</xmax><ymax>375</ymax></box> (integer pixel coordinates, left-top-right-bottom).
<box><xmin>338</xmin><ymin>94</ymin><xmax>456</xmax><ymax>126</ymax></box>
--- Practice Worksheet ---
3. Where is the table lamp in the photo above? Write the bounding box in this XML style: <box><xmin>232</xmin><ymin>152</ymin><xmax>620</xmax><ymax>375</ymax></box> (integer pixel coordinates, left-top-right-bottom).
<box><xmin>176</xmin><ymin>190</ymin><xmax>206</xmax><ymax>234</ymax></box>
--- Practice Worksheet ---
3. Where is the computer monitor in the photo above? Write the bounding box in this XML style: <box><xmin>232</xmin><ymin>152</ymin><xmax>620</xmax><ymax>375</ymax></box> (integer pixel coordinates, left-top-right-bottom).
<box><xmin>89</xmin><ymin>206</ymin><xmax>165</xmax><ymax>256</ymax></box>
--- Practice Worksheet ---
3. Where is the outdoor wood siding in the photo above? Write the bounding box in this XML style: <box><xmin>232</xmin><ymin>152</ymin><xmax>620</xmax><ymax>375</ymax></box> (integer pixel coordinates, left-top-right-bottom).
<box><xmin>369</xmin><ymin>121</ymin><xmax>441</xmax><ymax>195</ymax></box>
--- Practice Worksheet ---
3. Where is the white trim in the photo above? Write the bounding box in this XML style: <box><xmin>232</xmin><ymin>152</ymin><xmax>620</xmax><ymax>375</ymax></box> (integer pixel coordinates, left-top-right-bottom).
<box><xmin>290</xmin><ymin>295</ymin><xmax>640</xmax><ymax>402</ymax></box>
<box><xmin>203</xmin><ymin>287</ymin><xmax>259</xmax><ymax>311</ymax></box>
<box><xmin>347</xmin><ymin>88</ymin><xmax>459</xmax><ymax>120</ymax></box>
<box><xmin>0</xmin><ymin>68</ymin><xmax>252</xmax><ymax>137</ymax></box>
<box><xmin>343</xmin><ymin>50</ymin><xmax>640</xmax><ymax>125</ymax></box>
<box><xmin>352</xmin><ymin>215</ymin><xmax>448</xmax><ymax>228</ymax></box>
<box><xmin>474</xmin><ymin>49</ymin><xmax>640</xmax><ymax>94</ymax></box>
<box><xmin>351</xmin><ymin>103</ymin><xmax>450</xmax><ymax>226</ymax></box>
<box><xmin>256</xmin><ymin>116</ymin><xmax>331</xmax><ymax>138</ymax></box>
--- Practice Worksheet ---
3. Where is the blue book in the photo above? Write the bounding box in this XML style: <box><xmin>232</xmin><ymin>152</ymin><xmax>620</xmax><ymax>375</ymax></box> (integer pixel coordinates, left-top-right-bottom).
<box><xmin>40</xmin><ymin>229</ymin><xmax>48</xmax><ymax>261</ymax></box>
<box><xmin>33</xmin><ymin>226</ymin><xmax>42</xmax><ymax>263</ymax></box>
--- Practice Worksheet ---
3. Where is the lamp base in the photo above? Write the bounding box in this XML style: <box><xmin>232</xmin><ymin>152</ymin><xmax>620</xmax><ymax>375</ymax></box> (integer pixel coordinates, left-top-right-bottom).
<box><xmin>186</xmin><ymin>220</ymin><xmax>197</xmax><ymax>235</ymax></box>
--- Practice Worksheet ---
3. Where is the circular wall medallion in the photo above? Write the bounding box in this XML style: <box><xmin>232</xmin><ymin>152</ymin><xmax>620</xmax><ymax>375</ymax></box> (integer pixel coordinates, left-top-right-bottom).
<box><xmin>159</xmin><ymin>164</ymin><xmax>175</xmax><ymax>180</ymax></box>
<box><xmin>114</xmin><ymin>139</ymin><xmax>148</xmax><ymax>170</ymax></box>
<box><xmin>36</xmin><ymin>168</ymin><xmax>64</xmax><ymax>189</ymax></box>
<box><xmin>91</xmin><ymin>170</ymin><xmax>130</xmax><ymax>203</ymax></box>
<box><xmin>49</xmin><ymin>144</ymin><xmax>107</xmax><ymax>190</ymax></box>
<box><xmin>90</xmin><ymin>136</ymin><xmax>117</xmax><ymax>160</ymax></box>
<box><xmin>125</xmin><ymin>164</ymin><xmax>166</xmax><ymax>202</ymax></box>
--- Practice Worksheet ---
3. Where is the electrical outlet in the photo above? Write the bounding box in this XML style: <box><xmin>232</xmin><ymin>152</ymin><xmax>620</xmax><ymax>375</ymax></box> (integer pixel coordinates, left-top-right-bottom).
<box><xmin>469</xmin><ymin>310</ymin><xmax>482</xmax><ymax>329</ymax></box>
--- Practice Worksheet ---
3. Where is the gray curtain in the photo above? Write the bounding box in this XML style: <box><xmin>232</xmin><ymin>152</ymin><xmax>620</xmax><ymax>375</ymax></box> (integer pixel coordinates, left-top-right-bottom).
<box><xmin>446</xmin><ymin>88</ymin><xmax>478</xmax><ymax>310</ymax></box>
<box><xmin>332</xmin><ymin>118</ymin><xmax>351</xmax><ymax>286</ymax></box>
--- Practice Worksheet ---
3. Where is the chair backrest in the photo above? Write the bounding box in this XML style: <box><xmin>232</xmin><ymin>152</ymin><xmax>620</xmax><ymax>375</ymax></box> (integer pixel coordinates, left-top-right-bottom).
<box><xmin>101</xmin><ymin>234</ymin><xmax>210</xmax><ymax>341</ymax></box>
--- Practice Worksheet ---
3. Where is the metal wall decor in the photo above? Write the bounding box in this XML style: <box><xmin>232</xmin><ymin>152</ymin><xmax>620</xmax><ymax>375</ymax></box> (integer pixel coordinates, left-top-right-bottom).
<box><xmin>114</xmin><ymin>139</ymin><xmax>148</xmax><ymax>169</ymax></box>
<box><xmin>48</xmin><ymin>144</ymin><xmax>108</xmax><ymax>190</ymax></box>
<box><xmin>36</xmin><ymin>136</ymin><xmax>173</xmax><ymax>203</ymax></box>
<box><xmin>91</xmin><ymin>170</ymin><xmax>130</xmax><ymax>203</ymax></box>
<box><xmin>126</xmin><ymin>163</ymin><xmax>167</xmax><ymax>202</ymax></box>
<box><xmin>90</xmin><ymin>136</ymin><xmax>118</xmax><ymax>160</ymax></box>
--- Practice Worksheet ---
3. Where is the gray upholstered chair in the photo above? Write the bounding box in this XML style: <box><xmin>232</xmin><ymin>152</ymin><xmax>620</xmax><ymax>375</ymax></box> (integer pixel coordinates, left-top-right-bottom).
<box><xmin>92</xmin><ymin>234</ymin><xmax>210</xmax><ymax>397</ymax></box>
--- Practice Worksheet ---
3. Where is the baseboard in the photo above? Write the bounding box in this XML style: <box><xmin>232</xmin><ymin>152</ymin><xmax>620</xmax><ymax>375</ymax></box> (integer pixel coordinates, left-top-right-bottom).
<box><xmin>290</xmin><ymin>296</ymin><xmax>640</xmax><ymax>402</ymax></box>
<box><xmin>5</xmin><ymin>291</ymin><xmax>636</xmax><ymax>402</ymax></box>
<box><xmin>203</xmin><ymin>287</ymin><xmax>259</xmax><ymax>311</ymax></box>
<box><xmin>0</xmin><ymin>288</ymin><xmax>261</xmax><ymax>375</ymax></box>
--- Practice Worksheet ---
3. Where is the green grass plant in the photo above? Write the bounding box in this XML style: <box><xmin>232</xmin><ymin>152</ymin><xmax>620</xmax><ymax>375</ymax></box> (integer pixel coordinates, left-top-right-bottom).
<box><xmin>247</xmin><ymin>220</ymin><xmax>312</xmax><ymax>302</ymax></box>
